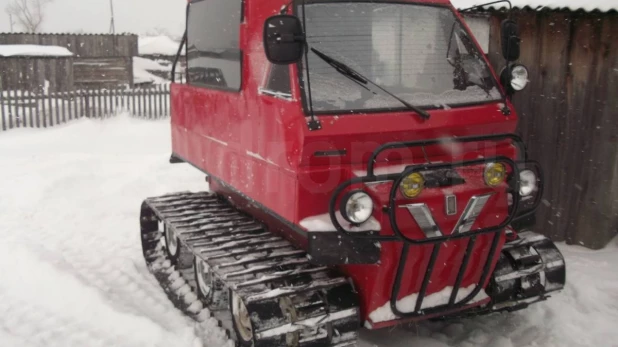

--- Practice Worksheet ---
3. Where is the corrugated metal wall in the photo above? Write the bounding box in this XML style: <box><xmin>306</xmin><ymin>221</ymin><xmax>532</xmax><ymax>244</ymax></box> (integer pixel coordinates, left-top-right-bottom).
<box><xmin>483</xmin><ymin>9</ymin><xmax>618</xmax><ymax>249</ymax></box>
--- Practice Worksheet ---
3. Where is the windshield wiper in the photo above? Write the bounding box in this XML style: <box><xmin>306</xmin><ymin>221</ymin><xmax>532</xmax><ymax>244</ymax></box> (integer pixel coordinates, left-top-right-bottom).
<box><xmin>310</xmin><ymin>47</ymin><xmax>431</xmax><ymax>120</ymax></box>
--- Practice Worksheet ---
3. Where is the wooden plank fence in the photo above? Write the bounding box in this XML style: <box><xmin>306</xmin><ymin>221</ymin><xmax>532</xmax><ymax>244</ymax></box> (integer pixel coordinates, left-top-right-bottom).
<box><xmin>0</xmin><ymin>84</ymin><xmax>170</xmax><ymax>131</ymax></box>
<box><xmin>484</xmin><ymin>10</ymin><xmax>618</xmax><ymax>249</ymax></box>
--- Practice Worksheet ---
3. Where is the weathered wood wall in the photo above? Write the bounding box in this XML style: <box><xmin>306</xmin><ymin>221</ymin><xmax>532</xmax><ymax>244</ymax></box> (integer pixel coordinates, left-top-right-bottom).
<box><xmin>0</xmin><ymin>57</ymin><xmax>74</xmax><ymax>93</ymax></box>
<box><xmin>73</xmin><ymin>57</ymin><xmax>134</xmax><ymax>89</ymax></box>
<box><xmin>0</xmin><ymin>33</ymin><xmax>138</xmax><ymax>90</ymax></box>
<box><xmin>484</xmin><ymin>9</ymin><xmax>618</xmax><ymax>249</ymax></box>
<box><xmin>0</xmin><ymin>33</ymin><xmax>138</xmax><ymax>57</ymax></box>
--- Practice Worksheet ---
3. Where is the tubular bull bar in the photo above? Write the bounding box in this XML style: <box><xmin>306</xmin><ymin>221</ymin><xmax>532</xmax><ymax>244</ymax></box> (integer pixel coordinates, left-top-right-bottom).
<box><xmin>326</xmin><ymin>133</ymin><xmax>545</xmax><ymax>318</ymax></box>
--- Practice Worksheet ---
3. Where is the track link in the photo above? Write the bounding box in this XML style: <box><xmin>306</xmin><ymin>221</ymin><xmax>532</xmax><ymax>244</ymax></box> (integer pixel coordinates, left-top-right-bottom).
<box><xmin>140</xmin><ymin>192</ymin><xmax>360</xmax><ymax>347</ymax></box>
<box><xmin>436</xmin><ymin>230</ymin><xmax>566</xmax><ymax>321</ymax></box>
<box><xmin>487</xmin><ymin>230</ymin><xmax>566</xmax><ymax>311</ymax></box>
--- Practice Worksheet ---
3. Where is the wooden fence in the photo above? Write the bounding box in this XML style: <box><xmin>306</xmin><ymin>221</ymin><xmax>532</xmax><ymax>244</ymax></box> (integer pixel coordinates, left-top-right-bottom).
<box><xmin>0</xmin><ymin>84</ymin><xmax>170</xmax><ymax>131</ymax></box>
<box><xmin>484</xmin><ymin>9</ymin><xmax>618</xmax><ymax>249</ymax></box>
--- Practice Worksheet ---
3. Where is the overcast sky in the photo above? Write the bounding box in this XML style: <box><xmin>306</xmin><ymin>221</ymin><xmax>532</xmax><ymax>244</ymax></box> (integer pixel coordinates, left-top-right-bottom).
<box><xmin>0</xmin><ymin>0</ymin><xmax>186</xmax><ymax>36</ymax></box>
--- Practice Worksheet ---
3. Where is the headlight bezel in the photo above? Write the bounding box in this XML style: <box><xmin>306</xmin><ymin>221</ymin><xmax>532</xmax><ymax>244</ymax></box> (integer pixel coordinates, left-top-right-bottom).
<box><xmin>500</xmin><ymin>63</ymin><xmax>530</xmax><ymax>94</ymax></box>
<box><xmin>484</xmin><ymin>162</ymin><xmax>507</xmax><ymax>187</ymax></box>
<box><xmin>510</xmin><ymin>64</ymin><xmax>529</xmax><ymax>91</ymax></box>
<box><xmin>509</xmin><ymin>162</ymin><xmax>545</xmax><ymax>221</ymax></box>
<box><xmin>519</xmin><ymin>169</ymin><xmax>538</xmax><ymax>196</ymax></box>
<box><xmin>400</xmin><ymin>172</ymin><xmax>425</xmax><ymax>199</ymax></box>
<box><xmin>339</xmin><ymin>190</ymin><xmax>374</xmax><ymax>225</ymax></box>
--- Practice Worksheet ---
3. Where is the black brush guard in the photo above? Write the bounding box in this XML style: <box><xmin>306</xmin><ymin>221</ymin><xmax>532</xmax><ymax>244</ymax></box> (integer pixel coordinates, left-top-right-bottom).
<box><xmin>325</xmin><ymin>133</ymin><xmax>545</xmax><ymax>318</ymax></box>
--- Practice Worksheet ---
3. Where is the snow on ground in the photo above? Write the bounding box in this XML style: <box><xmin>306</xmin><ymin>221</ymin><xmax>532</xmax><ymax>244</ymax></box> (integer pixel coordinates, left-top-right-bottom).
<box><xmin>0</xmin><ymin>116</ymin><xmax>617</xmax><ymax>347</ymax></box>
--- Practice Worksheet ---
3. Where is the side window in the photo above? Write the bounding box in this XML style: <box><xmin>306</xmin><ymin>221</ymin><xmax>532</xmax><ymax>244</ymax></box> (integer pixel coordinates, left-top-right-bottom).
<box><xmin>462</xmin><ymin>14</ymin><xmax>490</xmax><ymax>54</ymax></box>
<box><xmin>187</xmin><ymin>0</ymin><xmax>242</xmax><ymax>91</ymax></box>
<box><xmin>262</xmin><ymin>64</ymin><xmax>292</xmax><ymax>99</ymax></box>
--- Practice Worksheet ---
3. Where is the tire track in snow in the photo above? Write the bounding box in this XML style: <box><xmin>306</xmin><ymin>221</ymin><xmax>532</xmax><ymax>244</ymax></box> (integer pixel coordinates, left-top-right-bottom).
<box><xmin>0</xmin><ymin>242</ymin><xmax>200</xmax><ymax>347</ymax></box>
<box><xmin>2</xmin><ymin>216</ymin><xmax>208</xmax><ymax>346</ymax></box>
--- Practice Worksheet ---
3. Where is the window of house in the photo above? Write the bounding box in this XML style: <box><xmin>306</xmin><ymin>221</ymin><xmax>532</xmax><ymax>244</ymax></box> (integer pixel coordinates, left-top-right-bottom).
<box><xmin>261</xmin><ymin>64</ymin><xmax>292</xmax><ymax>99</ymax></box>
<box><xmin>186</xmin><ymin>0</ymin><xmax>242</xmax><ymax>91</ymax></box>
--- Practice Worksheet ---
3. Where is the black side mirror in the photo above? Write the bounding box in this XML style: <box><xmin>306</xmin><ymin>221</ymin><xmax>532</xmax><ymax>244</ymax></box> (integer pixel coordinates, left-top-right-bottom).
<box><xmin>501</xmin><ymin>19</ymin><xmax>520</xmax><ymax>62</ymax></box>
<box><xmin>263</xmin><ymin>15</ymin><xmax>305</xmax><ymax>65</ymax></box>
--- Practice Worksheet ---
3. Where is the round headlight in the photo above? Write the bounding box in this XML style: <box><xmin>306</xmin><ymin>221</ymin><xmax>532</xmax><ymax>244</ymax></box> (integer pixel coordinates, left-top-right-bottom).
<box><xmin>519</xmin><ymin>169</ymin><xmax>538</xmax><ymax>196</ymax></box>
<box><xmin>400</xmin><ymin>172</ymin><xmax>425</xmax><ymax>198</ymax></box>
<box><xmin>340</xmin><ymin>190</ymin><xmax>374</xmax><ymax>225</ymax></box>
<box><xmin>510</xmin><ymin>65</ymin><xmax>529</xmax><ymax>91</ymax></box>
<box><xmin>484</xmin><ymin>163</ymin><xmax>507</xmax><ymax>187</ymax></box>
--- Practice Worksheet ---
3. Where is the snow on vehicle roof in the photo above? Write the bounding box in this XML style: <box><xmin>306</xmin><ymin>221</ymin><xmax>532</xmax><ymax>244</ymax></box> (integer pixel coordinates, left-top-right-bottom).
<box><xmin>451</xmin><ymin>0</ymin><xmax>617</xmax><ymax>12</ymax></box>
<box><xmin>0</xmin><ymin>44</ymin><xmax>73</xmax><ymax>57</ymax></box>
<box><xmin>139</xmin><ymin>36</ymin><xmax>183</xmax><ymax>56</ymax></box>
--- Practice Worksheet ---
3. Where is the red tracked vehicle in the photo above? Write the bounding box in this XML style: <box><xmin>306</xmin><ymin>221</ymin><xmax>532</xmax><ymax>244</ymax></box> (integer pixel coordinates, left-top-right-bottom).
<box><xmin>139</xmin><ymin>0</ymin><xmax>566</xmax><ymax>346</ymax></box>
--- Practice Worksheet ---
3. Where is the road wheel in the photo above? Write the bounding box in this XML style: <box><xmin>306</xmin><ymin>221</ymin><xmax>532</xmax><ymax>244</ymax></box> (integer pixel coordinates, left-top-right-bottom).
<box><xmin>161</xmin><ymin>221</ymin><xmax>180</xmax><ymax>263</ymax></box>
<box><xmin>194</xmin><ymin>256</ymin><xmax>214</xmax><ymax>304</ymax></box>
<box><xmin>231</xmin><ymin>290</ymin><xmax>254</xmax><ymax>346</ymax></box>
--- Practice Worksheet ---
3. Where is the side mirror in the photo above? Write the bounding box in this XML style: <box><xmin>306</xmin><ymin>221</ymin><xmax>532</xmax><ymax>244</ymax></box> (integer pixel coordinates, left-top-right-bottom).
<box><xmin>263</xmin><ymin>15</ymin><xmax>305</xmax><ymax>65</ymax></box>
<box><xmin>501</xmin><ymin>19</ymin><xmax>520</xmax><ymax>62</ymax></box>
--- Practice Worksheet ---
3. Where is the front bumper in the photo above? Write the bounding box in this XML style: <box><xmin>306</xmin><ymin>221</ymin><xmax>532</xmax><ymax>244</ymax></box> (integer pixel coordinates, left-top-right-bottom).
<box><xmin>309</xmin><ymin>133</ymin><xmax>549</xmax><ymax>320</ymax></box>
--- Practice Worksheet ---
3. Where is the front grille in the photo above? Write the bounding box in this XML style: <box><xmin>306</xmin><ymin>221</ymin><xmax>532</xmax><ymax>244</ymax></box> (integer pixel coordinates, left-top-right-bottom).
<box><xmin>453</xmin><ymin>193</ymin><xmax>494</xmax><ymax>234</ymax></box>
<box><xmin>400</xmin><ymin>203</ymin><xmax>442</xmax><ymax>238</ymax></box>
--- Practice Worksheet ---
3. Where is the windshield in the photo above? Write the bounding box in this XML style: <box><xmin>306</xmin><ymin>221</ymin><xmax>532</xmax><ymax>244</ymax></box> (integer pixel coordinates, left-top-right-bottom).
<box><xmin>299</xmin><ymin>3</ymin><xmax>502</xmax><ymax>113</ymax></box>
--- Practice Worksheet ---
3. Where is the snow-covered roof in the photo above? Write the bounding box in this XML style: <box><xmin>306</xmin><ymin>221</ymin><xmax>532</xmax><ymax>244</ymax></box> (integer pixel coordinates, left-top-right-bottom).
<box><xmin>133</xmin><ymin>56</ymin><xmax>171</xmax><ymax>72</ymax></box>
<box><xmin>0</xmin><ymin>44</ymin><xmax>73</xmax><ymax>57</ymax></box>
<box><xmin>451</xmin><ymin>0</ymin><xmax>617</xmax><ymax>12</ymax></box>
<box><xmin>133</xmin><ymin>56</ymin><xmax>170</xmax><ymax>84</ymax></box>
<box><xmin>139</xmin><ymin>36</ymin><xmax>183</xmax><ymax>56</ymax></box>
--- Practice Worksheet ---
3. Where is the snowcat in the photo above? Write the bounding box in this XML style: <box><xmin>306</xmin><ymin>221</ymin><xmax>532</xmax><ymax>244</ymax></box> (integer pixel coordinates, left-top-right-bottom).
<box><xmin>139</xmin><ymin>0</ymin><xmax>566</xmax><ymax>346</ymax></box>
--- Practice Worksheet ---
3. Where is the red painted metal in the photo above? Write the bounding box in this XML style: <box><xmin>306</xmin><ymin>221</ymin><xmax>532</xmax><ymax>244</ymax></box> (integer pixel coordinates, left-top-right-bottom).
<box><xmin>171</xmin><ymin>0</ymin><xmax>520</xmax><ymax>328</ymax></box>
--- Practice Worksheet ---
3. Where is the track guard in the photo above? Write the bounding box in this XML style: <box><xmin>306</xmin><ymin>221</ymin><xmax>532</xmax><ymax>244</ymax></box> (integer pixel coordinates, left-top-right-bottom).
<box><xmin>308</xmin><ymin>232</ymin><xmax>381</xmax><ymax>265</ymax></box>
<box><xmin>169</xmin><ymin>153</ymin><xmax>184</xmax><ymax>164</ymax></box>
<box><xmin>487</xmin><ymin>231</ymin><xmax>566</xmax><ymax>311</ymax></box>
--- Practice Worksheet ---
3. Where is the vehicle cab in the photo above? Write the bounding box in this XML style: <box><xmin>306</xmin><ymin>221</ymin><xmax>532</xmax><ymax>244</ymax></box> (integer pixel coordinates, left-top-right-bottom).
<box><xmin>170</xmin><ymin>0</ymin><xmax>562</xmax><ymax>329</ymax></box>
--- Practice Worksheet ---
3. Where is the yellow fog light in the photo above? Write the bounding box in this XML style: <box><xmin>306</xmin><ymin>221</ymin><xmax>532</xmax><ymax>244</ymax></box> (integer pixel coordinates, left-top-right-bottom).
<box><xmin>400</xmin><ymin>172</ymin><xmax>425</xmax><ymax>198</ymax></box>
<box><xmin>484</xmin><ymin>163</ymin><xmax>507</xmax><ymax>187</ymax></box>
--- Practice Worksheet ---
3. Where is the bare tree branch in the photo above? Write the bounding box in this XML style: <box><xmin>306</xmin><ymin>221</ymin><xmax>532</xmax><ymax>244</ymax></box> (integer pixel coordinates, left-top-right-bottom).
<box><xmin>5</xmin><ymin>0</ymin><xmax>53</xmax><ymax>33</ymax></box>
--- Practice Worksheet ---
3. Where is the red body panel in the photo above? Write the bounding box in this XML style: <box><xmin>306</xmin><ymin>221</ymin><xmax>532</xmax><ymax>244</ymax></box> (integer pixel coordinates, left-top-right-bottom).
<box><xmin>172</xmin><ymin>0</ymin><xmax>520</xmax><ymax>327</ymax></box>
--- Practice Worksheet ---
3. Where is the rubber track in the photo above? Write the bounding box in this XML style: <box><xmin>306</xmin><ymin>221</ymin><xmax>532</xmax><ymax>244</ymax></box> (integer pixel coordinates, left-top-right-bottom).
<box><xmin>140</xmin><ymin>192</ymin><xmax>360</xmax><ymax>347</ymax></box>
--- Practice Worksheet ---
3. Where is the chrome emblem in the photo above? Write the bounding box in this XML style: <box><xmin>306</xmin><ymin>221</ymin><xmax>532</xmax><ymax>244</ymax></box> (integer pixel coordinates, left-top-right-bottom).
<box><xmin>445</xmin><ymin>195</ymin><xmax>457</xmax><ymax>216</ymax></box>
<box><xmin>400</xmin><ymin>193</ymin><xmax>494</xmax><ymax>238</ymax></box>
